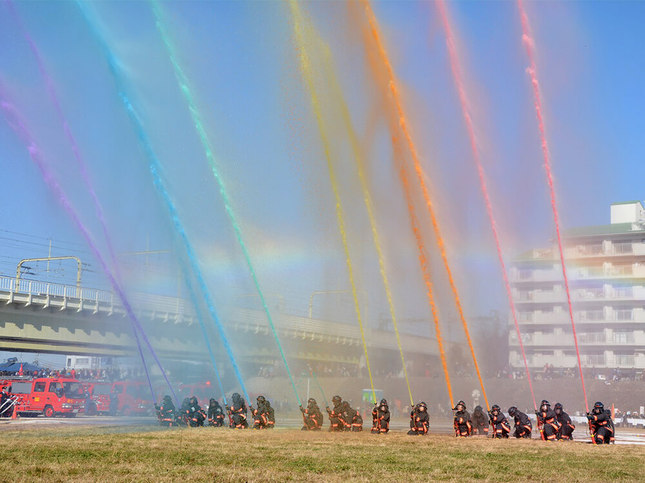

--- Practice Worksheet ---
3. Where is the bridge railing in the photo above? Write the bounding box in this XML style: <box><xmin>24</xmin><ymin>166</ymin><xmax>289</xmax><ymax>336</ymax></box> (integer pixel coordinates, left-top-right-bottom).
<box><xmin>0</xmin><ymin>274</ymin><xmax>200</xmax><ymax>322</ymax></box>
<box><xmin>0</xmin><ymin>275</ymin><xmax>114</xmax><ymax>303</ymax></box>
<box><xmin>133</xmin><ymin>292</ymin><xmax>194</xmax><ymax>317</ymax></box>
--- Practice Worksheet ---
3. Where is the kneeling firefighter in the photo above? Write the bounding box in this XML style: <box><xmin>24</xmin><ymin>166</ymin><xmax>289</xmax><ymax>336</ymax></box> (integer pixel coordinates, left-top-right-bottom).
<box><xmin>300</xmin><ymin>398</ymin><xmax>323</xmax><ymax>430</ymax></box>
<box><xmin>453</xmin><ymin>400</ymin><xmax>472</xmax><ymax>437</ymax></box>
<box><xmin>408</xmin><ymin>402</ymin><xmax>429</xmax><ymax>436</ymax></box>
<box><xmin>227</xmin><ymin>392</ymin><xmax>248</xmax><ymax>429</ymax></box>
<box><xmin>371</xmin><ymin>399</ymin><xmax>390</xmax><ymax>434</ymax></box>
<box><xmin>508</xmin><ymin>406</ymin><xmax>532</xmax><ymax>438</ymax></box>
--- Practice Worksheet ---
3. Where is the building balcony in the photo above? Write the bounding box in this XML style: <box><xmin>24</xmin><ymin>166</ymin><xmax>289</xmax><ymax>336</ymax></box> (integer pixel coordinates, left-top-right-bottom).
<box><xmin>564</xmin><ymin>242</ymin><xmax>645</xmax><ymax>259</ymax></box>
<box><xmin>510</xmin><ymin>350</ymin><xmax>645</xmax><ymax>370</ymax></box>
<box><xmin>514</xmin><ymin>286</ymin><xmax>645</xmax><ymax>304</ymax></box>
<box><xmin>516</xmin><ymin>310</ymin><xmax>645</xmax><ymax>326</ymax></box>
<box><xmin>512</xmin><ymin>264</ymin><xmax>645</xmax><ymax>284</ymax></box>
<box><xmin>509</xmin><ymin>331</ymin><xmax>645</xmax><ymax>347</ymax></box>
<box><xmin>511</xmin><ymin>268</ymin><xmax>560</xmax><ymax>283</ymax></box>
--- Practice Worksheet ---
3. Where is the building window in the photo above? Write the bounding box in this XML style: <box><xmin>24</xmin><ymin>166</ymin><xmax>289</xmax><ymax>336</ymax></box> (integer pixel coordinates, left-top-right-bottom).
<box><xmin>519</xmin><ymin>312</ymin><xmax>532</xmax><ymax>322</ymax></box>
<box><xmin>614</xmin><ymin>286</ymin><xmax>633</xmax><ymax>299</ymax></box>
<box><xmin>614</xmin><ymin>242</ymin><xmax>633</xmax><ymax>254</ymax></box>
<box><xmin>613</xmin><ymin>331</ymin><xmax>634</xmax><ymax>344</ymax></box>
<box><xmin>615</xmin><ymin>353</ymin><xmax>635</xmax><ymax>366</ymax></box>
<box><xmin>615</xmin><ymin>309</ymin><xmax>633</xmax><ymax>321</ymax></box>
<box><xmin>580</xmin><ymin>310</ymin><xmax>604</xmax><ymax>321</ymax></box>
<box><xmin>579</xmin><ymin>331</ymin><xmax>605</xmax><ymax>344</ymax></box>
<box><xmin>583</xmin><ymin>353</ymin><xmax>605</xmax><ymax>366</ymax></box>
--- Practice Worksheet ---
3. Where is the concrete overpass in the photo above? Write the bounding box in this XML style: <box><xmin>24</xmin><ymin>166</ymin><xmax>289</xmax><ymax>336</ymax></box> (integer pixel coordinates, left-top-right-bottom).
<box><xmin>0</xmin><ymin>275</ymin><xmax>440</xmax><ymax>365</ymax></box>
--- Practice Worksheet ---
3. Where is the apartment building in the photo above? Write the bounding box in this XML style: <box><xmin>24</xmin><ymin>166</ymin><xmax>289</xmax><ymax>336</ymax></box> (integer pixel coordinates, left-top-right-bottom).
<box><xmin>509</xmin><ymin>201</ymin><xmax>645</xmax><ymax>373</ymax></box>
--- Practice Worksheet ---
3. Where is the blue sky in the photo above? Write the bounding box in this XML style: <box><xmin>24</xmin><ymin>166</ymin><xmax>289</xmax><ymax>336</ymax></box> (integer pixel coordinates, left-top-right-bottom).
<box><xmin>1</xmin><ymin>0</ymin><xmax>644</xmax><ymax>365</ymax></box>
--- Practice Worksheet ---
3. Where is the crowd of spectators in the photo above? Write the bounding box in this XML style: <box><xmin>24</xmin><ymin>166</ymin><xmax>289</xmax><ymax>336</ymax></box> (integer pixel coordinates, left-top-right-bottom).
<box><xmin>493</xmin><ymin>365</ymin><xmax>644</xmax><ymax>382</ymax></box>
<box><xmin>614</xmin><ymin>409</ymin><xmax>645</xmax><ymax>427</ymax></box>
<box><xmin>0</xmin><ymin>366</ymin><xmax>146</xmax><ymax>381</ymax></box>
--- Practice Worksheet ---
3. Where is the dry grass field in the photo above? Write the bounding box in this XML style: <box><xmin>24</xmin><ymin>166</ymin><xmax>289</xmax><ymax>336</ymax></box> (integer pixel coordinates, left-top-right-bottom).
<box><xmin>1</xmin><ymin>425</ymin><xmax>643</xmax><ymax>482</ymax></box>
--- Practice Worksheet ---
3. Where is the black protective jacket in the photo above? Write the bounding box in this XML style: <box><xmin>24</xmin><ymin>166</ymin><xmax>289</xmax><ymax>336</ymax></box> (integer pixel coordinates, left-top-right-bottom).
<box><xmin>371</xmin><ymin>404</ymin><xmax>390</xmax><ymax>432</ymax></box>
<box><xmin>512</xmin><ymin>410</ymin><xmax>532</xmax><ymax>437</ymax></box>
<box><xmin>301</xmin><ymin>403</ymin><xmax>323</xmax><ymax>429</ymax></box>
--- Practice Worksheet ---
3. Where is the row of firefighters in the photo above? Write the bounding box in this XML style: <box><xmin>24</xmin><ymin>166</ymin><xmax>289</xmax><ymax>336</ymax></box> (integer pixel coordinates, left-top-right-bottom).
<box><xmin>155</xmin><ymin>393</ymin><xmax>614</xmax><ymax>444</ymax></box>
<box><xmin>451</xmin><ymin>399</ymin><xmax>614</xmax><ymax>444</ymax></box>
<box><xmin>155</xmin><ymin>393</ymin><xmax>275</xmax><ymax>429</ymax></box>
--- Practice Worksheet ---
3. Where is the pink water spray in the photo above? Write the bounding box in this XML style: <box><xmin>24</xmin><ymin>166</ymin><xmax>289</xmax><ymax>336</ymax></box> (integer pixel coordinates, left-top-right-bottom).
<box><xmin>437</xmin><ymin>0</ymin><xmax>537</xmax><ymax>410</ymax></box>
<box><xmin>518</xmin><ymin>0</ymin><xmax>589</xmax><ymax>412</ymax></box>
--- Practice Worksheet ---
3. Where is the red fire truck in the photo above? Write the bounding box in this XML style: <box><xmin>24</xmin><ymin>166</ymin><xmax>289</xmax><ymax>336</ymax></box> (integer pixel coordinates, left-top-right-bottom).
<box><xmin>111</xmin><ymin>381</ymin><xmax>153</xmax><ymax>415</ymax></box>
<box><xmin>83</xmin><ymin>382</ymin><xmax>112</xmax><ymax>415</ymax></box>
<box><xmin>178</xmin><ymin>381</ymin><xmax>216</xmax><ymax>407</ymax></box>
<box><xmin>4</xmin><ymin>377</ymin><xmax>85</xmax><ymax>417</ymax></box>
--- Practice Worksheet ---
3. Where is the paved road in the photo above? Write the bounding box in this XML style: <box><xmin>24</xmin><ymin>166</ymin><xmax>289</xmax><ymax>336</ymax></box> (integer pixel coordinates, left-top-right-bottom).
<box><xmin>0</xmin><ymin>415</ymin><xmax>157</xmax><ymax>427</ymax></box>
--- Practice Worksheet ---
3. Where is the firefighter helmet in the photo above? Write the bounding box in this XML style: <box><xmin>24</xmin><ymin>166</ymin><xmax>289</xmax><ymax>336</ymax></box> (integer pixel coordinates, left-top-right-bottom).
<box><xmin>593</xmin><ymin>401</ymin><xmax>604</xmax><ymax>414</ymax></box>
<box><xmin>508</xmin><ymin>406</ymin><xmax>517</xmax><ymax>417</ymax></box>
<box><xmin>332</xmin><ymin>395</ymin><xmax>342</xmax><ymax>405</ymax></box>
<box><xmin>257</xmin><ymin>395</ymin><xmax>266</xmax><ymax>404</ymax></box>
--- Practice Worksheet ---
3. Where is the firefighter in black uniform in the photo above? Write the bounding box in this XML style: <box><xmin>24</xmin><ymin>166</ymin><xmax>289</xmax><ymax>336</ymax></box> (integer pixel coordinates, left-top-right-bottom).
<box><xmin>338</xmin><ymin>401</ymin><xmax>352</xmax><ymax>431</ymax></box>
<box><xmin>408</xmin><ymin>401</ymin><xmax>430</xmax><ymax>435</ymax></box>
<box><xmin>453</xmin><ymin>400</ymin><xmax>472</xmax><ymax>437</ymax></box>
<box><xmin>155</xmin><ymin>395</ymin><xmax>176</xmax><ymax>427</ymax></box>
<box><xmin>177</xmin><ymin>397</ymin><xmax>191</xmax><ymax>426</ymax></box>
<box><xmin>326</xmin><ymin>395</ymin><xmax>344</xmax><ymax>432</ymax></box>
<box><xmin>488</xmin><ymin>405</ymin><xmax>510</xmax><ymax>438</ymax></box>
<box><xmin>536</xmin><ymin>400</ymin><xmax>560</xmax><ymax>441</ymax></box>
<box><xmin>251</xmin><ymin>395</ymin><xmax>275</xmax><ymax>429</ymax></box>
<box><xmin>508</xmin><ymin>406</ymin><xmax>532</xmax><ymax>438</ymax></box>
<box><xmin>371</xmin><ymin>399</ymin><xmax>390</xmax><ymax>434</ymax></box>
<box><xmin>471</xmin><ymin>405</ymin><xmax>489</xmax><ymax>435</ymax></box>
<box><xmin>188</xmin><ymin>396</ymin><xmax>206</xmax><ymax>427</ymax></box>
<box><xmin>587</xmin><ymin>401</ymin><xmax>614</xmax><ymax>444</ymax></box>
<box><xmin>300</xmin><ymin>398</ymin><xmax>323</xmax><ymax>430</ymax></box>
<box><xmin>554</xmin><ymin>402</ymin><xmax>575</xmax><ymax>440</ymax></box>
<box><xmin>346</xmin><ymin>402</ymin><xmax>363</xmax><ymax>432</ymax></box>
<box><xmin>227</xmin><ymin>392</ymin><xmax>248</xmax><ymax>429</ymax></box>
<box><xmin>207</xmin><ymin>398</ymin><xmax>225</xmax><ymax>427</ymax></box>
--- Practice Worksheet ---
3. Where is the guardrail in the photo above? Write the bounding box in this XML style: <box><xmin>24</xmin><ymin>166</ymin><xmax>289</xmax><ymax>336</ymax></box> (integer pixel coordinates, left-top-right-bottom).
<box><xmin>0</xmin><ymin>276</ymin><xmax>438</xmax><ymax>352</ymax></box>
<box><xmin>0</xmin><ymin>275</ymin><xmax>113</xmax><ymax>303</ymax></box>
<box><xmin>0</xmin><ymin>274</ymin><xmax>195</xmax><ymax>321</ymax></box>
